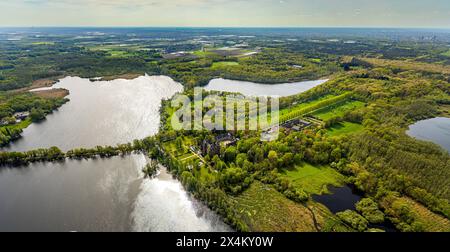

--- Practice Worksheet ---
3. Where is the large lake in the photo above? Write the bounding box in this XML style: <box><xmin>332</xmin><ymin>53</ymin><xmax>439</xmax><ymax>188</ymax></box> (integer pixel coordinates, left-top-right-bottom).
<box><xmin>0</xmin><ymin>75</ymin><xmax>231</xmax><ymax>232</ymax></box>
<box><xmin>406</xmin><ymin>117</ymin><xmax>450</xmax><ymax>152</ymax></box>
<box><xmin>5</xmin><ymin>75</ymin><xmax>183</xmax><ymax>152</ymax></box>
<box><xmin>204</xmin><ymin>78</ymin><xmax>328</xmax><ymax>97</ymax></box>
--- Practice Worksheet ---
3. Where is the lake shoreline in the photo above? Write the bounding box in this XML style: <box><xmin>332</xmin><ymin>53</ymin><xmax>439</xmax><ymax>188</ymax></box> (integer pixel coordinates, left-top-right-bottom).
<box><xmin>406</xmin><ymin>117</ymin><xmax>450</xmax><ymax>152</ymax></box>
<box><xmin>204</xmin><ymin>78</ymin><xmax>329</xmax><ymax>97</ymax></box>
<box><xmin>0</xmin><ymin>74</ymin><xmax>232</xmax><ymax>232</ymax></box>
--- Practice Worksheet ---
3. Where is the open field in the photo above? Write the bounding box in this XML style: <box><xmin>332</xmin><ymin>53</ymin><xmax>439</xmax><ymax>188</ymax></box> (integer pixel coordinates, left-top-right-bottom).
<box><xmin>231</xmin><ymin>181</ymin><xmax>318</xmax><ymax>232</ymax></box>
<box><xmin>280</xmin><ymin>95</ymin><xmax>337</xmax><ymax>117</ymax></box>
<box><xmin>358</xmin><ymin>57</ymin><xmax>450</xmax><ymax>74</ymax></box>
<box><xmin>279</xmin><ymin>93</ymin><xmax>352</xmax><ymax>123</ymax></box>
<box><xmin>193</xmin><ymin>50</ymin><xmax>216</xmax><ymax>57</ymax></box>
<box><xmin>211</xmin><ymin>61</ymin><xmax>240</xmax><ymax>68</ymax></box>
<box><xmin>279</xmin><ymin>163</ymin><xmax>345</xmax><ymax>195</ymax></box>
<box><xmin>1</xmin><ymin>118</ymin><xmax>31</xmax><ymax>131</ymax></box>
<box><xmin>107</xmin><ymin>50</ymin><xmax>137</xmax><ymax>58</ymax></box>
<box><xmin>10</xmin><ymin>77</ymin><xmax>61</xmax><ymax>93</ymax></box>
<box><xmin>327</xmin><ymin>122</ymin><xmax>364</xmax><ymax>137</ymax></box>
<box><xmin>31</xmin><ymin>42</ymin><xmax>55</xmax><ymax>46</ymax></box>
<box><xmin>312</xmin><ymin>100</ymin><xmax>366</xmax><ymax>121</ymax></box>
<box><xmin>87</xmin><ymin>44</ymin><xmax>146</xmax><ymax>58</ymax></box>
<box><xmin>162</xmin><ymin>136</ymin><xmax>195</xmax><ymax>157</ymax></box>
<box><xmin>441</xmin><ymin>50</ymin><xmax>450</xmax><ymax>57</ymax></box>
<box><xmin>33</xmin><ymin>88</ymin><xmax>69</xmax><ymax>99</ymax></box>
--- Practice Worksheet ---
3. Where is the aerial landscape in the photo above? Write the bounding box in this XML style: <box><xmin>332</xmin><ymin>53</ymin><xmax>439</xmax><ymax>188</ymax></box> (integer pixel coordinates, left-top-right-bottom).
<box><xmin>0</xmin><ymin>0</ymin><xmax>449</xmax><ymax>238</ymax></box>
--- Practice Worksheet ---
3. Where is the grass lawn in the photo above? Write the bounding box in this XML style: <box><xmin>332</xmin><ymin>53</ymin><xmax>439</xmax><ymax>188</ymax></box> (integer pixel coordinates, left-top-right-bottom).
<box><xmin>1</xmin><ymin>119</ymin><xmax>32</xmax><ymax>133</ymax></box>
<box><xmin>193</xmin><ymin>165</ymin><xmax>217</xmax><ymax>183</ymax></box>
<box><xmin>162</xmin><ymin>136</ymin><xmax>195</xmax><ymax>157</ymax></box>
<box><xmin>279</xmin><ymin>93</ymin><xmax>352</xmax><ymax>123</ymax></box>
<box><xmin>177</xmin><ymin>153</ymin><xmax>197</xmax><ymax>161</ymax></box>
<box><xmin>327</xmin><ymin>122</ymin><xmax>364</xmax><ymax>137</ymax></box>
<box><xmin>231</xmin><ymin>181</ymin><xmax>318</xmax><ymax>232</ymax></box>
<box><xmin>313</xmin><ymin>101</ymin><xmax>365</xmax><ymax>121</ymax></box>
<box><xmin>280</xmin><ymin>163</ymin><xmax>345</xmax><ymax>195</ymax></box>
<box><xmin>211</xmin><ymin>61</ymin><xmax>239</xmax><ymax>68</ymax></box>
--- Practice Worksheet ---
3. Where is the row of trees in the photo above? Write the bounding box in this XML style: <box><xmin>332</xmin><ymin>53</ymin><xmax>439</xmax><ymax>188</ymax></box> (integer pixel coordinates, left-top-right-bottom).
<box><xmin>279</xmin><ymin>92</ymin><xmax>352</xmax><ymax>123</ymax></box>
<box><xmin>0</xmin><ymin>143</ymin><xmax>142</xmax><ymax>166</ymax></box>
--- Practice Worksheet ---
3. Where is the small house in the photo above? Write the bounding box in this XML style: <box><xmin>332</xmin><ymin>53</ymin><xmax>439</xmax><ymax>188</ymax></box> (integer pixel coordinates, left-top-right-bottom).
<box><xmin>14</xmin><ymin>112</ymin><xmax>30</xmax><ymax>121</ymax></box>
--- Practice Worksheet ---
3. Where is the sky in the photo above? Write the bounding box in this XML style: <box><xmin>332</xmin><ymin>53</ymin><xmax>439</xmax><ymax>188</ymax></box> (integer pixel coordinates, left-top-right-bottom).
<box><xmin>0</xmin><ymin>0</ymin><xmax>450</xmax><ymax>28</ymax></box>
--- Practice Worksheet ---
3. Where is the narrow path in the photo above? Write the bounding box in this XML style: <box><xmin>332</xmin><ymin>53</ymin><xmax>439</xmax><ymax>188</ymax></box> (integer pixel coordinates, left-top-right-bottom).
<box><xmin>189</xmin><ymin>149</ymin><xmax>207</xmax><ymax>163</ymax></box>
<box><xmin>303</xmin><ymin>202</ymin><xmax>321</xmax><ymax>232</ymax></box>
<box><xmin>179</xmin><ymin>154</ymin><xmax>196</xmax><ymax>161</ymax></box>
<box><xmin>188</xmin><ymin>148</ymin><xmax>218</xmax><ymax>174</ymax></box>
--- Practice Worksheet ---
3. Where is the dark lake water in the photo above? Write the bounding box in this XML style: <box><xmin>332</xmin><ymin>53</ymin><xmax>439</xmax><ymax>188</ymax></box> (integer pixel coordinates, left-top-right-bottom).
<box><xmin>312</xmin><ymin>185</ymin><xmax>362</xmax><ymax>214</ymax></box>
<box><xmin>204</xmin><ymin>78</ymin><xmax>328</xmax><ymax>97</ymax></box>
<box><xmin>406</xmin><ymin>117</ymin><xmax>450</xmax><ymax>152</ymax></box>
<box><xmin>313</xmin><ymin>185</ymin><xmax>398</xmax><ymax>232</ymax></box>
<box><xmin>0</xmin><ymin>76</ymin><xmax>231</xmax><ymax>232</ymax></box>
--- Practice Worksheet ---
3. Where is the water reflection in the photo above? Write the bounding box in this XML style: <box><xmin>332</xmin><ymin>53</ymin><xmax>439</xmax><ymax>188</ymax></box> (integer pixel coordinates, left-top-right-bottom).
<box><xmin>0</xmin><ymin>75</ymin><xmax>231</xmax><ymax>232</ymax></box>
<box><xmin>204</xmin><ymin>78</ymin><xmax>328</xmax><ymax>97</ymax></box>
<box><xmin>407</xmin><ymin>117</ymin><xmax>450</xmax><ymax>152</ymax></box>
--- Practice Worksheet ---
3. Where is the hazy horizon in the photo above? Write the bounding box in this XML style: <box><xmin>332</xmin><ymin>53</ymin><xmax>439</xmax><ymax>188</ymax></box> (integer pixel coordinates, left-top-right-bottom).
<box><xmin>1</xmin><ymin>0</ymin><xmax>449</xmax><ymax>28</ymax></box>
<box><xmin>1</xmin><ymin>26</ymin><xmax>450</xmax><ymax>29</ymax></box>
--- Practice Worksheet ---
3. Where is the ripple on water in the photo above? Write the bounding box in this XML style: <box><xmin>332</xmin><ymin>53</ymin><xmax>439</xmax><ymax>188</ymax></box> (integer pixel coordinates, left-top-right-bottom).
<box><xmin>131</xmin><ymin>167</ymin><xmax>232</xmax><ymax>232</ymax></box>
<box><xmin>1</xmin><ymin>75</ymin><xmax>231</xmax><ymax>232</ymax></box>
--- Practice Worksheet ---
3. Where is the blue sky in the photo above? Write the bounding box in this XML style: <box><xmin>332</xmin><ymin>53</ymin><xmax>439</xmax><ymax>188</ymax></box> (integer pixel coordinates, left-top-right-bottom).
<box><xmin>1</xmin><ymin>0</ymin><xmax>449</xmax><ymax>28</ymax></box>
